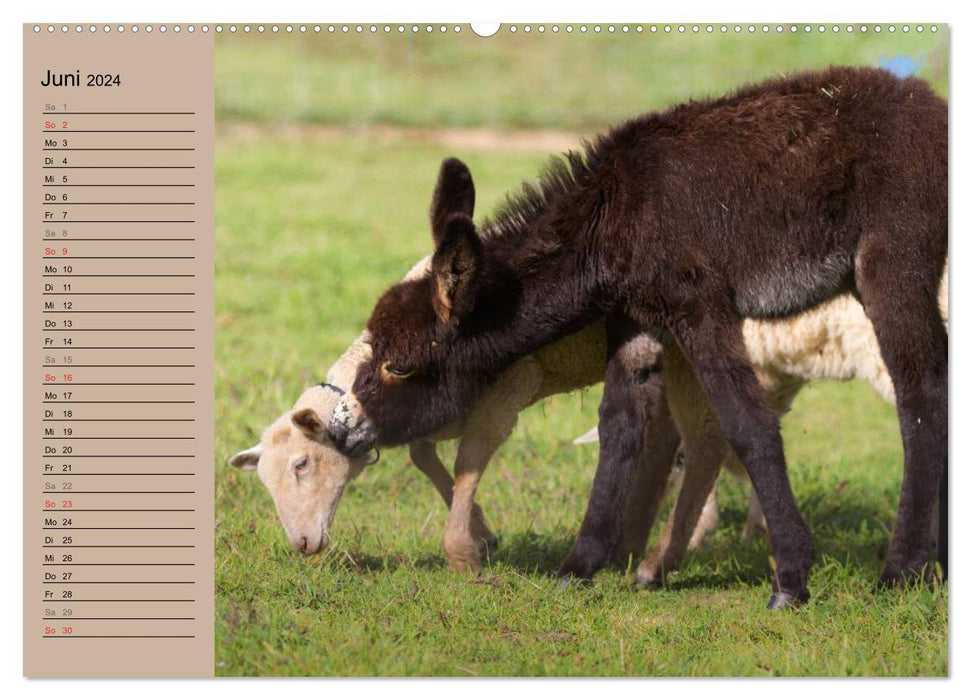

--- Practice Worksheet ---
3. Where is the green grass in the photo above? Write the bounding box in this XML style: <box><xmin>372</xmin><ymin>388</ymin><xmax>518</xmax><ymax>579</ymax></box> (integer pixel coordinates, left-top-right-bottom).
<box><xmin>214</xmin><ymin>135</ymin><xmax>947</xmax><ymax>677</ymax></box>
<box><xmin>216</xmin><ymin>27</ymin><xmax>947</xmax><ymax>130</ymax></box>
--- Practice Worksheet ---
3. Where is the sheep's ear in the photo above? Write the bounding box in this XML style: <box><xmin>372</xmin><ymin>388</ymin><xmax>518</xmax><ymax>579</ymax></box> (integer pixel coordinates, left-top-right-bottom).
<box><xmin>430</xmin><ymin>157</ymin><xmax>475</xmax><ymax>246</ymax></box>
<box><xmin>291</xmin><ymin>407</ymin><xmax>326</xmax><ymax>440</ymax></box>
<box><xmin>431</xmin><ymin>213</ymin><xmax>483</xmax><ymax>324</ymax></box>
<box><xmin>229</xmin><ymin>444</ymin><xmax>263</xmax><ymax>470</ymax></box>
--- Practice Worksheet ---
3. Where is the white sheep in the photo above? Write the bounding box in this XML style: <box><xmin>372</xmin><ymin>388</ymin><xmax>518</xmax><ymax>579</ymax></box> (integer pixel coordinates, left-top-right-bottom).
<box><xmin>231</xmin><ymin>265</ymin><xmax>946</xmax><ymax>579</ymax></box>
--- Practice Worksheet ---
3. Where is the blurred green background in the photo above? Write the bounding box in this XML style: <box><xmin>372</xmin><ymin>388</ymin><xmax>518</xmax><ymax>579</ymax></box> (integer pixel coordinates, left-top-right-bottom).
<box><xmin>214</xmin><ymin>26</ymin><xmax>948</xmax><ymax>676</ymax></box>
<box><xmin>216</xmin><ymin>25</ymin><xmax>947</xmax><ymax>128</ymax></box>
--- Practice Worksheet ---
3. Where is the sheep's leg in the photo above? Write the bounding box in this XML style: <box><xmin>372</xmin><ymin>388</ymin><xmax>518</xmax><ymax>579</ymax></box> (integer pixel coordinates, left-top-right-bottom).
<box><xmin>443</xmin><ymin>359</ymin><xmax>542</xmax><ymax>572</ymax></box>
<box><xmin>855</xmin><ymin>236</ymin><xmax>948</xmax><ymax>583</ymax></box>
<box><xmin>635</xmin><ymin>347</ymin><xmax>730</xmax><ymax>585</ymax></box>
<box><xmin>671</xmin><ymin>308</ymin><xmax>813</xmax><ymax>609</ymax></box>
<box><xmin>689</xmin><ymin>486</ymin><xmax>720</xmax><ymax>549</ymax></box>
<box><xmin>557</xmin><ymin>317</ymin><xmax>667</xmax><ymax>582</ymax></box>
<box><xmin>409</xmin><ymin>441</ymin><xmax>496</xmax><ymax>551</ymax></box>
<box><xmin>616</xmin><ymin>396</ymin><xmax>681</xmax><ymax>564</ymax></box>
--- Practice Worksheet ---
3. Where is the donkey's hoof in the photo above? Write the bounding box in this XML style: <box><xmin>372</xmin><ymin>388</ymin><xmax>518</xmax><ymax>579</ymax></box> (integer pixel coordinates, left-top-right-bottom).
<box><xmin>556</xmin><ymin>574</ymin><xmax>592</xmax><ymax>589</ymax></box>
<box><xmin>766</xmin><ymin>591</ymin><xmax>808</xmax><ymax>610</ymax></box>
<box><xmin>476</xmin><ymin>534</ymin><xmax>499</xmax><ymax>560</ymax></box>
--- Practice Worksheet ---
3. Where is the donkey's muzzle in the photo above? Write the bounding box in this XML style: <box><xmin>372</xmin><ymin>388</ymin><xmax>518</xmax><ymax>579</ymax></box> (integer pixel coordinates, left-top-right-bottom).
<box><xmin>328</xmin><ymin>396</ymin><xmax>377</xmax><ymax>459</ymax></box>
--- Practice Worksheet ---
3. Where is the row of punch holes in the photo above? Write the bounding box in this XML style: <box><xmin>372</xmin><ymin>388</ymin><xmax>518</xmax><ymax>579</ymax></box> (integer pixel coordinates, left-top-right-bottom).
<box><xmin>34</xmin><ymin>24</ymin><xmax>939</xmax><ymax>35</ymax></box>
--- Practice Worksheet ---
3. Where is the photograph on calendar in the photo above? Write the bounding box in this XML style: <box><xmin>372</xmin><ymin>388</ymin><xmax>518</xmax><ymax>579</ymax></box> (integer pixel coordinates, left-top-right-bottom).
<box><xmin>209</xmin><ymin>24</ymin><xmax>948</xmax><ymax>676</ymax></box>
<box><xmin>212</xmin><ymin>24</ymin><xmax>948</xmax><ymax>677</ymax></box>
<box><xmin>24</xmin><ymin>21</ymin><xmax>948</xmax><ymax>679</ymax></box>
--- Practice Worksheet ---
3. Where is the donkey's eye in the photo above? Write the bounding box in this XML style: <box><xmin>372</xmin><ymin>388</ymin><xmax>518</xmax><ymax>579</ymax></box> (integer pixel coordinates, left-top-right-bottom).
<box><xmin>383</xmin><ymin>363</ymin><xmax>415</xmax><ymax>379</ymax></box>
<box><xmin>293</xmin><ymin>457</ymin><xmax>310</xmax><ymax>476</ymax></box>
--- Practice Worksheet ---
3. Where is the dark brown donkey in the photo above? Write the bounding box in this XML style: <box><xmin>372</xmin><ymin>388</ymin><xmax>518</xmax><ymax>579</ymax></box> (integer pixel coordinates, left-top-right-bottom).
<box><xmin>329</xmin><ymin>67</ymin><xmax>948</xmax><ymax>608</ymax></box>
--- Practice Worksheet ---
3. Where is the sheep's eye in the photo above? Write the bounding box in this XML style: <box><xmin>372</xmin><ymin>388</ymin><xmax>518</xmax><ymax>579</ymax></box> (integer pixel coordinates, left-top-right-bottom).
<box><xmin>383</xmin><ymin>363</ymin><xmax>414</xmax><ymax>379</ymax></box>
<box><xmin>293</xmin><ymin>457</ymin><xmax>310</xmax><ymax>476</ymax></box>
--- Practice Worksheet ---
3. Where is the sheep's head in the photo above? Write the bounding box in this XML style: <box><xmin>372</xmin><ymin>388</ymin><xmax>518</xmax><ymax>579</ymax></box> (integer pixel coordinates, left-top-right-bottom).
<box><xmin>229</xmin><ymin>385</ymin><xmax>373</xmax><ymax>555</ymax></box>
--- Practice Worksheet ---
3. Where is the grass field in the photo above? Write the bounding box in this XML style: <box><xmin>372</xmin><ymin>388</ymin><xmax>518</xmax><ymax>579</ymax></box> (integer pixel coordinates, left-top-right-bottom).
<box><xmin>214</xmin><ymin>28</ymin><xmax>948</xmax><ymax>676</ymax></box>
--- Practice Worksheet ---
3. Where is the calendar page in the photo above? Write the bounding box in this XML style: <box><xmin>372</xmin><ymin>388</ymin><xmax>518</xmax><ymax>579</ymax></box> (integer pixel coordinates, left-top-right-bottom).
<box><xmin>22</xmin><ymin>21</ymin><xmax>949</xmax><ymax>678</ymax></box>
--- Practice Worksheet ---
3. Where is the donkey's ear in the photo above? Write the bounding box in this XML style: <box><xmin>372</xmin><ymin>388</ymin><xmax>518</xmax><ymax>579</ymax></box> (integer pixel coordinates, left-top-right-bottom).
<box><xmin>430</xmin><ymin>157</ymin><xmax>475</xmax><ymax>246</ymax></box>
<box><xmin>291</xmin><ymin>408</ymin><xmax>326</xmax><ymax>440</ymax></box>
<box><xmin>431</xmin><ymin>213</ymin><xmax>483</xmax><ymax>324</ymax></box>
<box><xmin>229</xmin><ymin>444</ymin><xmax>263</xmax><ymax>470</ymax></box>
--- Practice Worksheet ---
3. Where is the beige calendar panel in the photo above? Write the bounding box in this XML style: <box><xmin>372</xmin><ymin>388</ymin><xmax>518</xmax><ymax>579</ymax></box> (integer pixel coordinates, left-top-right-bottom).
<box><xmin>24</xmin><ymin>25</ymin><xmax>214</xmax><ymax>677</ymax></box>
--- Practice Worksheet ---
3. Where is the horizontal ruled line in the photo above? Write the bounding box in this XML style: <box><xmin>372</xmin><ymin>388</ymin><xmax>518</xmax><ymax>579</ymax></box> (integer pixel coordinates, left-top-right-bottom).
<box><xmin>44</xmin><ymin>184</ymin><xmax>196</xmax><ymax>187</ymax></box>
<box><xmin>43</xmin><ymin>401</ymin><xmax>196</xmax><ymax>405</ymax></box>
<box><xmin>39</xmin><ymin>473</ymin><xmax>196</xmax><ymax>475</ymax></box>
<box><xmin>43</xmin><ymin>527</ymin><xmax>196</xmax><ymax>530</ymax></box>
<box><xmin>43</xmin><ymin>509</ymin><xmax>195</xmax><ymax>512</ymax></box>
<box><xmin>43</xmin><ymin>275</ymin><xmax>195</xmax><ymax>278</ymax></box>
<box><xmin>40</xmin><ymin>328</ymin><xmax>196</xmax><ymax>331</ymax></box>
<box><xmin>42</xmin><ymin>222</ymin><xmax>196</xmax><ymax>225</ymax></box>
<box><xmin>43</xmin><ymin>129</ymin><xmax>195</xmax><ymax>133</ymax></box>
<box><xmin>40</xmin><ymin>600</ymin><xmax>196</xmax><ymax>603</ymax></box>
<box><xmin>43</xmin><ymin>545</ymin><xmax>195</xmax><ymax>548</ymax></box>
<box><xmin>43</xmin><ymin>111</ymin><xmax>196</xmax><ymax>115</ymax></box>
<box><xmin>43</xmin><ymin>636</ymin><xmax>197</xmax><ymax>639</ymax></box>
<box><xmin>41</xmin><ymin>202</ymin><xmax>195</xmax><ymax>205</ymax></box>
<box><xmin>42</xmin><ymin>490</ymin><xmax>195</xmax><ymax>494</ymax></box>
<box><xmin>43</xmin><ymin>437</ymin><xmax>195</xmax><ymax>441</ymax></box>
<box><xmin>43</xmin><ymin>166</ymin><xmax>196</xmax><ymax>169</ymax></box>
<box><xmin>43</xmin><ymin>148</ymin><xmax>196</xmax><ymax>152</ymax></box>
<box><xmin>43</xmin><ymin>563</ymin><xmax>195</xmax><ymax>566</ymax></box>
<box><xmin>40</xmin><ymin>581</ymin><xmax>195</xmax><ymax>584</ymax></box>
<box><xmin>43</xmin><ymin>617</ymin><xmax>197</xmax><ymax>620</ymax></box>
<box><xmin>43</xmin><ymin>309</ymin><xmax>196</xmax><ymax>312</ymax></box>
<box><xmin>38</xmin><ymin>454</ymin><xmax>196</xmax><ymax>457</ymax></box>
<box><xmin>40</xmin><ymin>347</ymin><xmax>197</xmax><ymax>350</ymax></box>
<box><xmin>42</xmin><ymin>238</ymin><xmax>197</xmax><ymax>242</ymax></box>
<box><xmin>43</xmin><ymin>364</ymin><xmax>196</xmax><ymax>368</ymax></box>
<box><xmin>43</xmin><ymin>419</ymin><xmax>195</xmax><ymax>422</ymax></box>
<box><xmin>42</xmin><ymin>292</ymin><xmax>196</xmax><ymax>296</ymax></box>
<box><xmin>43</xmin><ymin>382</ymin><xmax>196</xmax><ymax>385</ymax></box>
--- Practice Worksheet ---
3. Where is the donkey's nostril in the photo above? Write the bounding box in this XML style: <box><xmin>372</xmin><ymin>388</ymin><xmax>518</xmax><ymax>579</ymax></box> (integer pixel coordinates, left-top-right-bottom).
<box><xmin>300</xmin><ymin>536</ymin><xmax>308</xmax><ymax>553</ymax></box>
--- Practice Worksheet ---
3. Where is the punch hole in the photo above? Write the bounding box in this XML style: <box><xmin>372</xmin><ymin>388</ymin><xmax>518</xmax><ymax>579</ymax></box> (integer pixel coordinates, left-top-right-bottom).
<box><xmin>32</xmin><ymin>25</ymin><xmax>40</xmax><ymax>32</ymax></box>
<box><xmin>202</xmin><ymin>25</ymin><xmax>210</xmax><ymax>32</ymax></box>
<box><xmin>243</xmin><ymin>26</ymin><xmax>250</xmax><ymax>33</ymax></box>
<box><xmin>300</xmin><ymin>25</ymin><xmax>307</xmax><ymax>33</ymax></box>
<box><xmin>75</xmin><ymin>25</ymin><xmax>83</xmax><ymax>33</ymax></box>
<box><xmin>931</xmin><ymin>25</ymin><xmax>938</xmax><ymax>32</ymax></box>
<box><xmin>510</xmin><ymin>25</ymin><xmax>517</xmax><ymax>33</ymax></box>
<box><xmin>174</xmin><ymin>25</ymin><xmax>181</xmax><ymax>33</ymax></box>
<box><xmin>132</xmin><ymin>25</ymin><xmax>139</xmax><ymax>33</ymax></box>
<box><xmin>286</xmin><ymin>25</ymin><xmax>294</xmax><ymax>33</ymax></box>
<box><xmin>61</xmin><ymin>25</ymin><xmax>69</xmax><ymax>33</ymax></box>
<box><xmin>917</xmin><ymin>25</ymin><xmax>925</xmax><ymax>32</ymax></box>
<box><xmin>160</xmin><ymin>25</ymin><xmax>167</xmax><ymax>32</ymax></box>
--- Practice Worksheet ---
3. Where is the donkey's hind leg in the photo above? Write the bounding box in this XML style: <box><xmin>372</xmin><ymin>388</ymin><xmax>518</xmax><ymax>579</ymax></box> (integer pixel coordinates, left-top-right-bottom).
<box><xmin>616</xmin><ymin>396</ymin><xmax>681</xmax><ymax>564</ymax></box>
<box><xmin>855</xmin><ymin>243</ymin><xmax>948</xmax><ymax>584</ymax></box>
<box><xmin>557</xmin><ymin>316</ymin><xmax>667</xmax><ymax>582</ymax></box>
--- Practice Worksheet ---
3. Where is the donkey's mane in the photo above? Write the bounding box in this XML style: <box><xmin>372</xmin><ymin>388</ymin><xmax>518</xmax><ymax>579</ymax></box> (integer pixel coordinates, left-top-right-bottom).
<box><xmin>477</xmin><ymin>134</ymin><xmax>613</xmax><ymax>247</ymax></box>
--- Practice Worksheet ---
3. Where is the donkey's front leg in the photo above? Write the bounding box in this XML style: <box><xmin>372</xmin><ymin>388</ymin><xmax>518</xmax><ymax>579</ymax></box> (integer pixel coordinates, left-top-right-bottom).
<box><xmin>409</xmin><ymin>441</ymin><xmax>496</xmax><ymax>553</ymax></box>
<box><xmin>557</xmin><ymin>317</ymin><xmax>666</xmax><ymax>582</ymax></box>
<box><xmin>674</xmin><ymin>312</ymin><xmax>814</xmax><ymax>609</ymax></box>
